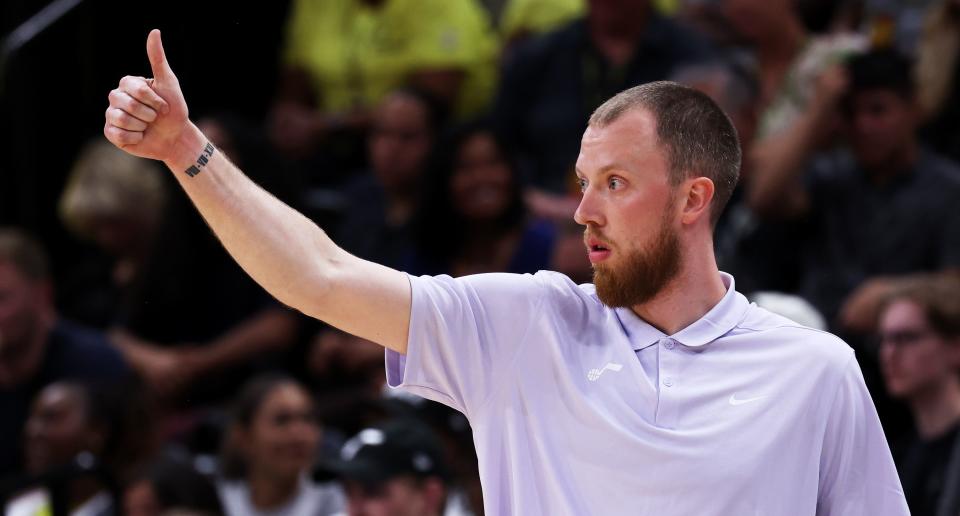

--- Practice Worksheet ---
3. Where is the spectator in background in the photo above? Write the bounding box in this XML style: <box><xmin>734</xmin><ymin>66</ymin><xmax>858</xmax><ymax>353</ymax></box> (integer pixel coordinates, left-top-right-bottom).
<box><xmin>381</xmin><ymin>395</ymin><xmax>482</xmax><ymax>515</ymax></box>
<box><xmin>59</xmin><ymin>141</ymin><xmax>300</xmax><ymax>406</ymax></box>
<box><xmin>721</xmin><ymin>0</ymin><xmax>866</xmax><ymax>142</ymax></box>
<box><xmin>314</xmin><ymin>419</ymin><xmax>451</xmax><ymax>516</ymax></box>
<box><xmin>123</xmin><ymin>456</ymin><xmax>224</xmax><ymax>516</ymax></box>
<box><xmin>878</xmin><ymin>274</ymin><xmax>960</xmax><ymax>516</ymax></box>
<box><xmin>408</xmin><ymin>120</ymin><xmax>581</xmax><ymax>278</ymax></box>
<box><xmin>307</xmin><ymin>88</ymin><xmax>449</xmax><ymax>397</ymax></box>
<box><xmin>12</xmin><ymin>380</ymin><xmax>153</xmax><ymax>515</ymax></box>
<box><xmin>916</xmin><ymin>0</ymin><xmax>960</xmax><ymax>165</ymax></box>
<box><xmin>747</xmin><ymin>49</ymin><xmax>960</xmax><ymax>334</ymax></box>
<box><xmin>723</xmin><ymin>0</ymin><xmax>866</xmax><ymax>227</ymax></box>
<box><xmin>217</xmin><ymin>374</ymin><xmax>345</xmax><ymax>516</ymax></box>
<box><xmin>494</xmin><ymin>0</ymin><xmax>713</xmax><ymax>219</ymax></box>
<box><xmin>0</xmin><ymin>229</ymin><xmax>129</xmax><ymax>478</ymax></box>
<box><xmin>58</xmin><ymin>139</ymin><xmax>168</xmax><ymax>327</ymax></box>
<box><xmin>335</xmin><ymin>88</ymin><xmax>448</xmax><ymax>270</ymax></box>
<box><xmin>499</xmin><ymin>0</ymin><xmax>585</xmax><ymax>49</ymax></box>
<box><xmin>270</xmin><ymin>0</ymin><xmax>497</xmax><ymax>172</ymax></box>
<box><xmin>673</xmin><ymin>59</ymin><xmax>812</xmax><ymax>296</ymax></box>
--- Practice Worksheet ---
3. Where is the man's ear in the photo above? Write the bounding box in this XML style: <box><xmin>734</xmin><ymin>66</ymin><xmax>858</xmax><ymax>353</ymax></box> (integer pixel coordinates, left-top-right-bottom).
<box><xmin>679</xmin><ymin>176</ymin><xmax>715</xmax><ymax>226</ymax></box>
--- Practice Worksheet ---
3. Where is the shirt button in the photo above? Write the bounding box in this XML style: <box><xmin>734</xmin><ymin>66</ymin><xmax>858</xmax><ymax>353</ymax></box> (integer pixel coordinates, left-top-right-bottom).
<box><xmin>662</xmin><ymin>377</ymin><xmax>674</xmax><ymax>387</ymax></box>
<box><xmin>664</xmin><ymin>339</ymin><xmax>675</xmax><ymax>350</ymax></box>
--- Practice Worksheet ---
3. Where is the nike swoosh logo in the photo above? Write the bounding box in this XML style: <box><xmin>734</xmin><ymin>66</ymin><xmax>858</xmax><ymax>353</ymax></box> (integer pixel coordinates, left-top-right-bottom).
<box><xmin>728</xmin><ymin>394</ymin><xmax>768</xmax><ymax>406</ymax></box>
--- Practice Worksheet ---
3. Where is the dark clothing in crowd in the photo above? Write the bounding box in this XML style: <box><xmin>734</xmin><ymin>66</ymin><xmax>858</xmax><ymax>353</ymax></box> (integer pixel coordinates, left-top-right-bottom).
<box><xmin>493</xmin><ymin>15</ymin><xmax>713</xmax><ymax>192</ymax></box>
<box><xmin>715</xmin><ymin>190</ymin><xmax>806</xmax><ymax>296</ymax></box>
<box><xmin>335</xmin><ymin>174</ymin><xmax>415</xmax><ymax>270</ymax></box>
<box><xmin>118</xmin><ymin>175</ymin><xmax>286</xmax><ymax>404</ymax></box>
<box><xmin>894</xmin><ymin>423</ymin><xmax>960</xmax><ymax>516</ymax></box>
<box><xmin>405</xmin><ymin>219</ymin><xmax>557</xmax><ymax>277</ymax></box>
<box><xmin>0</xmin><ymin>321</ymin><xmax>129</xmax><ymax>477</ymax></box>
<box><xmin>798</xmin><ymin>148</ymin><xmax>960</xmax><ymax>324</ymax></box>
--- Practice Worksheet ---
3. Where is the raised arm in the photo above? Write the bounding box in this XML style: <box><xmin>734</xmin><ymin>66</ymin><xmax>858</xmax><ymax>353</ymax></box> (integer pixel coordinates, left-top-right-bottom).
<box><xmin>746</xmin><ymin>64</ymin><xmax>848</xmax><ymax>219</ymax></box>
<box><xmin>103</xmin><ymin>30</ymin><xmax>411</xmax><ymax>353</ymax></box>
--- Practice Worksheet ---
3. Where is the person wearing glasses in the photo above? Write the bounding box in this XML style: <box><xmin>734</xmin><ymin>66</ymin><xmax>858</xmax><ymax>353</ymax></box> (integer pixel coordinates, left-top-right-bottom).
<box><xmin>878</xmin><ymin>273</ymin><xmax>960</xmax><ymax>516</ymax></box>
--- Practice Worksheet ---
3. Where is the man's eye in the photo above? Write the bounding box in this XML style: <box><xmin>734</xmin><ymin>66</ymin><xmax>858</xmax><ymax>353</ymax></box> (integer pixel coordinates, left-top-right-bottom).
<box><xmin>577</xmin><ymin>178</ymin><xmax>587</xmax><ymax>192</ymax></box>
<box><xmin>608</xmin><ymin>177</ymin><xmax>623</xmax><ymax>190</ymax></box>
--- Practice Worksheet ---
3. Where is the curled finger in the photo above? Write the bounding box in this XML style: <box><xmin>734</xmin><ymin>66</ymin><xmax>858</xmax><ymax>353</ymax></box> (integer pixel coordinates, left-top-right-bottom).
<box><xmin>105</xmin><ymin>107</ymin><xmax>148</xmax><ymax>132</ymax></box>
<box><xmin>103</xmin><ymin>123</ymin><xmax>144</xmax><ymax>147</ymax></box>
<box><xmin>108</xmin><ymin>89</ymin><xmax>158</xmax><ymax>123</ymax></box>
<box><xmin>119</xmin><ymin>75</ymin><xmax>169</xmax><ymax>114</ymax></box>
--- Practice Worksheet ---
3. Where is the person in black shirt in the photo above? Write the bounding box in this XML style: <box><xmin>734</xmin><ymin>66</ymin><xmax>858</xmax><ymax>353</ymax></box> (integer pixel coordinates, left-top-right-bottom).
<box><xmin>493</xmin><ymin>0</ymin><xmax>713</xmax><ymax>218</ymax></box>
<box><xmin>879</xmin><ymin>274</ymin><xmax>960</xmax><ymax>516</ymax></box>
<box><xmin>0</xmin><ymin>229</ymin><xmax>129</xmax><ymax>479</ymax></box>
<box><xmin>748</xmin><ymin>50</ymin><xmax>960</xmax><ymax>332</ymax></box>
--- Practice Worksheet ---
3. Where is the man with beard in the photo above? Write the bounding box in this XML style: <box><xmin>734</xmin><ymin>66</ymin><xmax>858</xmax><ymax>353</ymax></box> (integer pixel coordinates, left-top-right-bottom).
<box><xmin>104</xmin><ymin>30</ymin><xmax>907</xmax><ymax>515</ymax></box>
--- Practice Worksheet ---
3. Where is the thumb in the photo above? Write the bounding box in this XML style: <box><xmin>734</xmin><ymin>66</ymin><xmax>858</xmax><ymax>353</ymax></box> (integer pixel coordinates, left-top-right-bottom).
<box><xmin>146</xmin><ymin>29</ymin><xmax>175</xmax><ymax>81</ymax></box>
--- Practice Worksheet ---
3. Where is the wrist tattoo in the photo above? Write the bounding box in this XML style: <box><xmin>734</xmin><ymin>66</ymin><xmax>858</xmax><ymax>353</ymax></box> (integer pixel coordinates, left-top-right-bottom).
<box><xmin>184</xmin><ymin>142</ymin><xmax>216</xmax><ymax>177</ymax></box>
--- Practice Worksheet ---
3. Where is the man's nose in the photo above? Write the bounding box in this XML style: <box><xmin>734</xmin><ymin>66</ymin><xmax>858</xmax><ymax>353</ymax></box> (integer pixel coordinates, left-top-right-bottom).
<box><xmin>573</xmin><ymin>189</ymin><xmax>605</xmax><ymax>227</ymax></box>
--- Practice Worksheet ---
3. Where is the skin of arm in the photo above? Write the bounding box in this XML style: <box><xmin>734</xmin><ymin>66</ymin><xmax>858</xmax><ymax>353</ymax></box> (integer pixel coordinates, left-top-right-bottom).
<box><xmin>104</xmin><ymin>30</ymin><xmax>411</xmax><ymax>354</ymax></box>
<box><xmin>746</xmin><ymin>64</ymin><xmax>848</xmax><ymax>219</ymax></box>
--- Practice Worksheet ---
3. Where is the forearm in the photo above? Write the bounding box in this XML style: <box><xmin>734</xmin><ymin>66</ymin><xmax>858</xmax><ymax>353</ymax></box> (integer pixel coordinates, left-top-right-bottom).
<box><xmin>162</xmin><ymin>123</ymin><xmax>344</xmax><ymax>317</ymax></box>
<box><xmin>105</xmin><ymin>30</ymin><xmax>412</xmax><ymax>353</ymax></box>
<box><xmin>747</xmin><ymin>104</ymin><xmax>831</xmax><ymax>216</ymax></box>
<box><xmin>192</xmin><ymin>308</ymin><xmax>298</xmax><ymax>373</ymax></box>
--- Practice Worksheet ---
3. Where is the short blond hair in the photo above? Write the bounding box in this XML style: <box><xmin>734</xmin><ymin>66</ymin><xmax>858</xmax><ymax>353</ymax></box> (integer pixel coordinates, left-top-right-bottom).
<box><xmin>589</xmin><ymin>81</ymin><xmax>741</xmax><ymax>226</ymax></box>
<box><xmin>59</xmin><ymin>139</ymin><xmax>166</xmax><ymax>238</ymax></box>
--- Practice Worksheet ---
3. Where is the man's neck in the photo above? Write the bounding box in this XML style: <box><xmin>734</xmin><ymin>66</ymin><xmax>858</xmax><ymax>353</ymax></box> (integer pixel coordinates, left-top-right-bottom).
<box><xmin>910</xmin><ymin>380</ymin><xmax>960</xmax><ymax>440</ymax></box>
<box><xmin>630</xmin><ymin>248</ymin><xmax>727</xmax><ymax>336</ymax></box>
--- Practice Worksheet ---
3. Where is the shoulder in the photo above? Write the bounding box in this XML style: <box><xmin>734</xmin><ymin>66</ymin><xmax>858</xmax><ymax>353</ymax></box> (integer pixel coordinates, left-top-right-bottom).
<box><xmin>917</xmin><ymin>149</ymin><xmax>960</xmax><ymax>187</ymax></box>
<box><xmin>533</xmin><ymin>271</ymin><xmax>609</xmax><ymax>321</ymax></box>
<box><xmin>734</xmin><ymin>304</ymin><xmax>854</xmax><ymax>369</ymax></box>
<box><xmin>46</xmin><ymin>320</ymin><xmax>128</xmax><ymax>378</ymax></box>
<box><xmin>303</xmin><ymin>480</ymin><xmax>347</xmax><ymax>510</ymax></box>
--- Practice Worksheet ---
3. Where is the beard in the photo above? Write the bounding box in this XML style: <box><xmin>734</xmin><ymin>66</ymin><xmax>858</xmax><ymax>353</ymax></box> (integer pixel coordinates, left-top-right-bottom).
<box><xmin>591</xmin><ymin>213</ymin><xmax>682</xmax><ymax>308</ymax></box>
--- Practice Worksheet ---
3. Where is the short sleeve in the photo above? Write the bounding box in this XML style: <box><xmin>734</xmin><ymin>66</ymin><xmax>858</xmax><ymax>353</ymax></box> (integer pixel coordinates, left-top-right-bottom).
<box><xmin>385</xmin><ymin>272</ymin><xmax>545</xmax><ymax>416</ymax></box>
<box><xmin>816</xmin><ymin>355</ymin><xmax>909</xmax><ymax>515</ymax></box>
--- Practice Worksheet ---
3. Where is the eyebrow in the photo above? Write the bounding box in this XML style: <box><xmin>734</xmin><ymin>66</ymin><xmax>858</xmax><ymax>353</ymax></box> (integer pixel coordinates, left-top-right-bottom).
<box><xmin>575</xmin><ymin>163</ymin><xmax>629</xmax><ymax>177</ymax></box>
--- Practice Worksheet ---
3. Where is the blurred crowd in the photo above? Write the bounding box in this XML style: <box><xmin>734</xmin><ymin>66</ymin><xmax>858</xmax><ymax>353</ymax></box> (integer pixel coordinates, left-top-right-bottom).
<box><xmin>2</xmin><ymin>0</ymin><xmax>960</xmax><ymax>514</ymax></box>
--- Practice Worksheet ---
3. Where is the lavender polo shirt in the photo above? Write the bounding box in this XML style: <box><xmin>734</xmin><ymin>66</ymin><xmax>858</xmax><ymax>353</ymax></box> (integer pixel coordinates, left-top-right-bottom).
<box><xmin>385</xmin><ymin>271</ymin><xmax>908</xmax><ymax>515</ymax></box>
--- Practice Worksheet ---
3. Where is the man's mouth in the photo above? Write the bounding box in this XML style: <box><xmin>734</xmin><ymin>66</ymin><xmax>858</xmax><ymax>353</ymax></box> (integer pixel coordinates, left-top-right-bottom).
<box><xmin>585</xmin><ymin>238</ymin><xmax>612</xmax><ymax>264</ymax></box>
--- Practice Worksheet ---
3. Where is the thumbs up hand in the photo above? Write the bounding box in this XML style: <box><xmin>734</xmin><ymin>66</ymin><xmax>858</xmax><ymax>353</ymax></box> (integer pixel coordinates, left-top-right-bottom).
<box><xmin>104</xmin><ymin>30</ymin><xmax>189</xmax><ymax>162</ymax></box>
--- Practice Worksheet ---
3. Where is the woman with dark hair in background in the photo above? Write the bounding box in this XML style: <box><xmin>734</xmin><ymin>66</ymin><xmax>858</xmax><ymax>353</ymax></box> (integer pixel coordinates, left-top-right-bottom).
<box><xmin>123</xmin><ymin>456</ymin><xmax>224</xmax><ymax>516</ymax></box>
<box><xmin>216</xmin><ymin>374</ymin><xmax>343</xmax><ymax>516</ymax></box>
<box><xmin>306</xmin><ymin>87</ymin><xmax>449</xmax><ymax>400</ymax></box>
<box><xmin>408</xmin><ymin>119</ymin><xmax>584</xmax><ymax>279</ymax></box>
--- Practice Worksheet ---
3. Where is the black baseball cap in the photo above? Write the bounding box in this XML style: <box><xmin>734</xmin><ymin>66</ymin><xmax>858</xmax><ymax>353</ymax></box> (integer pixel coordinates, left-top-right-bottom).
<box><xmin>313</xmin><ymin>419</ymin><xmax>449</xmax><ymax>485</ymax></box>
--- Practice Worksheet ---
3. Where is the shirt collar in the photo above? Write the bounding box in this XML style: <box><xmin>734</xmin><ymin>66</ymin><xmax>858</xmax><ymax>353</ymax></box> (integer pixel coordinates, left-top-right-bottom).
<box><xmin>614</xmin><ymin>272</ymin><xmax>749</xmax><ymax>351</ymax></box>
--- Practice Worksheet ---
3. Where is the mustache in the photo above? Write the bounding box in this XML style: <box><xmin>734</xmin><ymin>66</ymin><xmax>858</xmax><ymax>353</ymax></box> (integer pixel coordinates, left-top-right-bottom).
<box><xmin>583</xmin><ymin>228</ymin><xmax>612</xmax><ymax>246</ymax></box>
